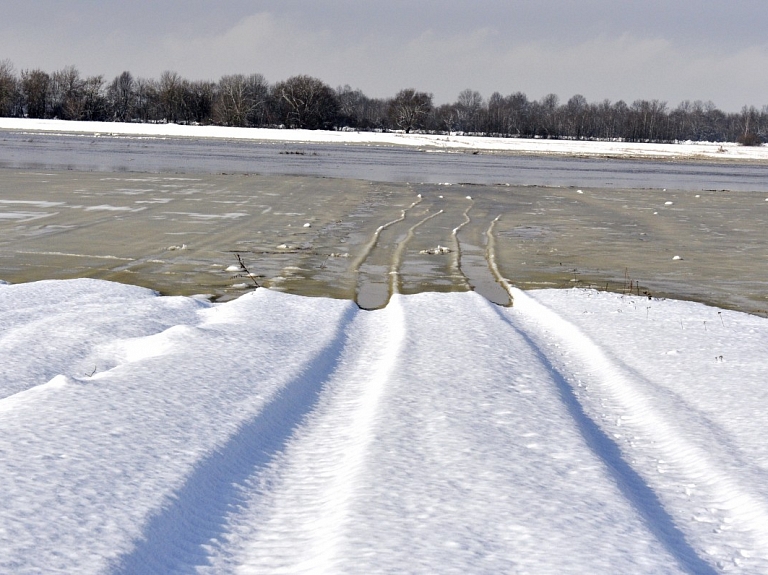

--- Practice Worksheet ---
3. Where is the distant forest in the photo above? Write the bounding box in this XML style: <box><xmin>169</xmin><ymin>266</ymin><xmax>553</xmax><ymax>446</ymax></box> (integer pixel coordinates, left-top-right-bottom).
<box><xmin>0</xmin><ymin>59</ymin><xmax>765</xmax><ymax>145</ymax></box>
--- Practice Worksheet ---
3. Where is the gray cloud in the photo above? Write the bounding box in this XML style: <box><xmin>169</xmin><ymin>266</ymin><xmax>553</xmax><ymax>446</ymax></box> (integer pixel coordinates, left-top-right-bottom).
<box><xmin>2</xmin><ymin>0</ymin><xmax>767</xmax><ymax>111</ymax></box>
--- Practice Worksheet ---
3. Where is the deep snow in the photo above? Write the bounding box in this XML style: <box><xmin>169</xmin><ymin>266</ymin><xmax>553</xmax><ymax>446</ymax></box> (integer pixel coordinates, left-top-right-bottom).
<box><xmin>2</xmin><ymin>279</ymin><xmax>767</xmax><ymax>573</ymax></box>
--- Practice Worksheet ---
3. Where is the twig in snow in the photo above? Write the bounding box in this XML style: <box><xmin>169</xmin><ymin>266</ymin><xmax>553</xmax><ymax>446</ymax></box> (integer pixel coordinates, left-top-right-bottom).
<box><xmin>235</xmin><ymin>253</ymin><xmax>261</xmax><ymax>288</ymax></box>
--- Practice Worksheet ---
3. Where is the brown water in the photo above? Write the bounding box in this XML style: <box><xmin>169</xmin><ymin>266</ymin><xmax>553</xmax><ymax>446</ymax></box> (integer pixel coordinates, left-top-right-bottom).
<box><xmin>1</xmin><ymin>168</ymin><xmax>767</xmax><ymax>315</ymax></box>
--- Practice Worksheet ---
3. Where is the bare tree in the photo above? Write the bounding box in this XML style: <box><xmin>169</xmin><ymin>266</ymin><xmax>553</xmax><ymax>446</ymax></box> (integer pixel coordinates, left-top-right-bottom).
<box><xmin>388</xmin><ymin>88</ymin><xmax>433</xmax><ymax>133</ymax></box>
<box><xmin>244</xmin><ymin>74</ymin><xmax>270</xmax><ymax>126</ymax></box>
<box><xmin>336</xmin><ymin>85</ymin><xmax>364</xmax><ymax>128</ymax></box>
<box><xmin>536</xmin><ymin>93</ymin><xmax>561</xmax><ymax>138</ymax></box>
<box><xmin>107</xmin><ymin>71</ymin><xmax>136</xmax><ymax>122</ymax></box>
<box><xmin>456</xmin><ymin>89</ymin><xmax>484</xmax><ymax>133</ymax></box>
<box><xmin>21</xmin><ymin>69</ymin><xmax>50</xmax><ymax>118</ymax></box>
<box><xmin>50</xmin><ymin>66</ymin><xmax>85</xmax><ymax>120</ymax></box>
<box><xmin>271</xmin><ymin>75</ymin><xmax>339</xmax><ymax>129</ymax></box>
<box><xmin>81</xmin><ymin>75</ymin><xmax>107</xmax><ymax>121</ymax></box>
<box><xmin>0</xmin><ymin>59</ymin><xmax>18</xmax><ymax>117</ymax></box>
<box><xmin>184</xmin><ymin>79</ymin><xmax>215</xmax><ymax>124</ymax></box>
<box><xmin>433</xmin><ymin>103</ymin><xmax>460</xmax><ymax>134</ymax></box>
<box><xmin>215</xmin><ymin>74</ymin><xmax>253</xmax><ymax>126</ymax></box>
<box><xmin>133</xmin><ymin>77</ymin><xmax>159</xmax><ymax>122</ymax></box>
<box><xmin>214</xmin><ymin>74</ymin><xmax>268</xmax><ymax>127</ymax></box>
<box><xmin>565</xmin><ymin>94</ymin><xmax>588</xmax><ymax>139</ymax></box>
<box><xmin>158</xmin><ymin>70</ymin><xmax>184</xmax><ymax>123</ymax></box>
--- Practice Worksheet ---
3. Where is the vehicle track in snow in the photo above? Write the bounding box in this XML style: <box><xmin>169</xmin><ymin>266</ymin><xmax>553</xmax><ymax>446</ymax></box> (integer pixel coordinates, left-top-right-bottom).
<box><xmin>389</xmin><ymin>209</ymin><xmax>444</xmax><ymax>294</ymax></box>
<box><xmin>111</xmin><ymin>302</ymin><xmax>359</xmax><ymax>574</ymax></box>
<box><xmin>353</xmin><ymin>196</ymin><xmax>423</xmax><ymax>309</ymax></box>
<box><xmin>199</xmin><ymin>290</ymin><xmax>407</xmax><ymax>573</ymax></box>
<box><xmin>506</xmin><ymin>288</ymin><xmax>768</xmax><ymax>573</ymax></box>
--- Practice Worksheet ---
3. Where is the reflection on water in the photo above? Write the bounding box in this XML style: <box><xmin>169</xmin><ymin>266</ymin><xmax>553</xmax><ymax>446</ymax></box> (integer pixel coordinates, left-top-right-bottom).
<box><xmin>1</xmin><ymin>168</ymin><xmax>767</xmax><ymax>315</ymax></box>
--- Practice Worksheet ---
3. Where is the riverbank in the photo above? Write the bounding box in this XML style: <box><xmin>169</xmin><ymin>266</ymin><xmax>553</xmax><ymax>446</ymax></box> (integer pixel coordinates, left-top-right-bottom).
<box><xmin>2</xmin><ymin>117</ymin><xmax>768</xmax><ymax>163</ymax></box>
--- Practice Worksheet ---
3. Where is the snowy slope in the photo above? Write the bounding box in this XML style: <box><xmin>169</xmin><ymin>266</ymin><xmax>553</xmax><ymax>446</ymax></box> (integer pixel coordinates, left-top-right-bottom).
<box><xmin>2</xmin><ymin>117</ymin><xmax>768</xmax><ymax>162</ymax></box>
<box><xmin>2</xmin><ymin>279</ymin><xmax>767</xmax><ymax>573</ymax></box>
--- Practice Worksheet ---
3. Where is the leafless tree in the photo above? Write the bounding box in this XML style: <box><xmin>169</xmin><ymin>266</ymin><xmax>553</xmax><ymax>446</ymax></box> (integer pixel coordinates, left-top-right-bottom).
<box><xmin>81</xmin><ymin>75</ymin><xmax>107</xmax><ymax>121</ymax></box>
<box><xmin>50</xmin><ymin>66</ymin><xmax>85</xmax><ymax>120</ymax></box>
<box><xmin>271</xmin><ymin>75</ymin><xmax>339</xmax><ymax>129</ymax></box>
<box><xmin>133</xmin><ymin>77</ymin><xmax>159</xmax><ymax>122</ymax></box>
<box><xmin>20</xmin><ymin>69</ymin><xmax>50</xmax><ymax>118</ymax></box>
<box><xmin>536</xmin><ymin>93</ymin><xmax>561</xmax><ymax>138</ymax></box>
<box><xmin>456</xmin><ymin>89</ymin><xmax>484</xmax><ymax>133</ymax></box>
<box><xmin>158</xmin><ymin>70</ymin><xmax>184</xmax><ymax>123</ymax></box>
<box><xmin>183</xmin><ymin>79</ymin><xmax>216</xmax><ymax>124</ymax></box>
<box><xmin>214</xmin><ymin>74</ymin><xmax>248</xmax><ymax>126</ymax></box>
<box><xmin>388</xmin><ymin>88</ymin><xmax>433</xmax><ymax>133</ymax></box>
<box><xmin>107</xmin><ymin>71</ymin><xmax>136</xmax><ymax>122</ymax></box>
<box><xmin>0</xmin><ymin>59</ymin><xmax>18</xmax><ymax>116</ymax></box>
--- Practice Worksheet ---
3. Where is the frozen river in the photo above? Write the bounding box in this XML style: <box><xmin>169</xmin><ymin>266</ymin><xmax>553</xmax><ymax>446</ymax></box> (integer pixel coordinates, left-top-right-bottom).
<box><xmin>3</xmin><ymin>129</ymin><xmax>768</xmax><ymax>191</ymax></box>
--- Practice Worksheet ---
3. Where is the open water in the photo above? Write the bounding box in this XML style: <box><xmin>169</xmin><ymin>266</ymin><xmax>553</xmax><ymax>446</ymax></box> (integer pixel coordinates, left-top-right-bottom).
<box><xmin>2</xmin><ymin>129</ymin><xmax>768</xmax><ymax>191</ymax></box>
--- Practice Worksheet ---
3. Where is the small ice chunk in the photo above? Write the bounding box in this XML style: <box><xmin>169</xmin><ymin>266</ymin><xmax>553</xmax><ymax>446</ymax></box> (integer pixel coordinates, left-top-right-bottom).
<box><xmin>225</xmin><ymin>265</ymin><xmax>241</xmax><ymax>272</ymax></box>
<box><xmin>303</xmin><ymin>223</ymin><xmax>311</xmax><ymax>228</ymax></box>
<box><xmin>665</xmin><ymin>201</ymin><xmax>674</xmax><ymax>205</ymax></box>
<box><xmin>695</xmin><ymin>195</ymin><xmax>701</xmax><ymax>198</ymax></box>
<box><xmin>420</xmin><ymin>245</ymin><xmax>452</xmax><ymax>255</ymax></box>
<box><xmin>466</xmin><ymin>195</ymin><xmax>472</xmax><ymax>200</ymax></box>
<box><xmin>577</xmin><ymin>189</ymin><xmax>583</xmax><ymax>194</ymax></box>
<box><xmin>672</xmin><ymin>255</ymin><xmax>682</xmax><ymax>260</ymax></box>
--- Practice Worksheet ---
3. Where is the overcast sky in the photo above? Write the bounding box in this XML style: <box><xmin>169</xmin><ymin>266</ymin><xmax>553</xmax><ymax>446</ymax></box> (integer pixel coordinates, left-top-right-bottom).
<box><xmin>2</xmin><ymin>1</ymin><xmax>767</xmax><ymax>111</ymax></box>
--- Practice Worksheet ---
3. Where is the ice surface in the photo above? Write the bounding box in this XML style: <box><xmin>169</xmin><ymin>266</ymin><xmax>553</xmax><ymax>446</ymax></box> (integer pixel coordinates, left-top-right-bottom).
<box><xmin>1</xmin><ymin>279</ymin><xmax>767</xmax><ymax>573</ymax></box>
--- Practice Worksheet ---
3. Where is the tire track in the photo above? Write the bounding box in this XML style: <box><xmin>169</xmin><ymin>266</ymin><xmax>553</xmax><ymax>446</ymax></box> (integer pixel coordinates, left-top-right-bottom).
<box><xmin>449</xmin><ymin>203</ymin><xmax>472</xmax><ymax>288</ymax></box>
<box><xmin>486</xmin><ymin>215</ymin><xmax>514</xmax><ymax>298</ymax></box>
<box><xmin>507</xmin><ymin>287</ymin><xmax>768</xmax><ymax>572</ymax></box>
<box><xmin>201</xmin><ymin>289</ymin><xmax>407</xmax><ymax>573</ymax></box>
<box><xmin>353</xmin><ymin>196</ymin><xmax>422</xmax><ymax>309</ymax></box>
<box><xmin>451</xmin><ymin>212</ymin><xmax>511</xmax><ymax>306</ymax></box>
<box><xmin>390</xmin><ymin>209</ymin><xmax>444</xmax><ymax>295</ymax></box>
<box><xmin>110</xmin><ymin>302</ymin><xmax>359</xmax><ymax>575</ymax></box>
<box><xmin>349</xmin><ymin>197</ymin><xmax>422</xmax><ymax>276</ymax></box>
<box><xmin>287</xmin><ymin>294</ymin><xmax>406</xmax><ymax>571</ymax></box>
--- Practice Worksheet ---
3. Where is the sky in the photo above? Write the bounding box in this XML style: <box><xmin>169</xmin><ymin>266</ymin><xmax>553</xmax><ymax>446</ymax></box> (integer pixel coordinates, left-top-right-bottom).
<box><xmin>2</xmin><ymin>0</ymin><xmax>768</xmax><ymax>111</ymax></box>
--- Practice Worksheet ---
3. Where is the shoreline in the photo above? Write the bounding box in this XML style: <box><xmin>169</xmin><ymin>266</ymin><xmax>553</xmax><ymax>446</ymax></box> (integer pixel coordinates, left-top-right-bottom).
<box><xmin>2</xmin><ymin>117</ymin><xmax>768</xmax><ymax>165</ymax></box>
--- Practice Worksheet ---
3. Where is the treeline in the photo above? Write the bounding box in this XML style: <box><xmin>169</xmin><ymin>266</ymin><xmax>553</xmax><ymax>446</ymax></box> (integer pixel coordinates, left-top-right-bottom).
<box><xmin>0</xmin><ymin>59</ymin><xmax>765</xmax><ymax>144</ymax></box>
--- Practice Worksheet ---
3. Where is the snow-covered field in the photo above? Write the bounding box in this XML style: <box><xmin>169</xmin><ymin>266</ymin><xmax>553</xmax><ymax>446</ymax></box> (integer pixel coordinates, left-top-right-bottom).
<box><xmin>2</xmin><ymin>117</ymin><xmax>768</xmax><ymax>162</ymax></box>
<box><xmin>2</xmin><ymin>278</ymin><xmax>768</xmax><ymax>573</ymax></box>
<box><xmin>3</xmin><ymin>118</ymin><xmax>768</xmax><ymax>572</ymax></box>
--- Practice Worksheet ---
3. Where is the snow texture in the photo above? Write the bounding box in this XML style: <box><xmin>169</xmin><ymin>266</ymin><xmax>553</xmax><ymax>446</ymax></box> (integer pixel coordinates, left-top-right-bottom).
<box><xmin>2</xmin><ymin>279</ymin><xmax>767</xmax><ymax>573</ymax></box>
